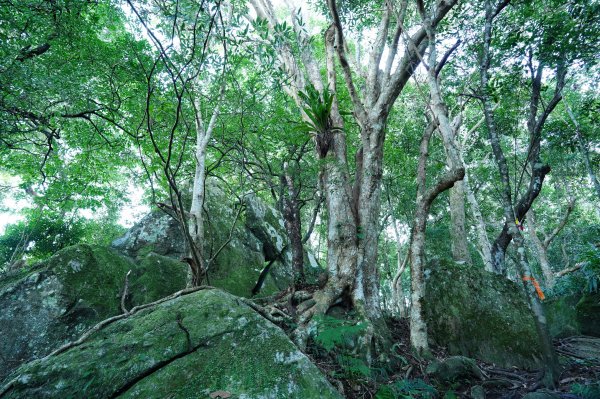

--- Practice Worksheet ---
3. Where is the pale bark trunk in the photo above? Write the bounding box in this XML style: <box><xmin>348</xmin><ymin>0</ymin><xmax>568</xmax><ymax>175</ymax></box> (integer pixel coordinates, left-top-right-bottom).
<box><xmin>187</xmin><ymin>84</ymin><xmax>224</xmax><ymax>286</ymax></box>
<box><xmin>449</xmin><ymin>181</ymin><xmax>472</xmax><ymax>264</ymax></box>
<box><xmin>527</xmin><ymin>198</ymin><xmax>575</xmax><ymax>288</ymax></box>
<box><xmin>407</xmin><ymin>38</ymin><xmax>466</xmax><ymax>354</ymax></box>
<box><xmin>527</xmin><ymin>210</ymin><xmax>554</xmax><ymax>287</ymax></box>
<box><xmin>464</xmin><ymin>169</ymin><xmax>494</xmax><ymax>271</ymax></box>
<box><xmin>391</xmin><ymin>219</ymin><xmax>409</xmax><ymax>317</ymax></box>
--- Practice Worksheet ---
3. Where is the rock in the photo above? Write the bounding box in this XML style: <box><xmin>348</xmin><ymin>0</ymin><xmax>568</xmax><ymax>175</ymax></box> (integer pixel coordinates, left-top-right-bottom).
<box><xmin>576</xmin><ymin>291</ymin><xmax>600</xmax><ymax>337</ymax></box>
<box><xmin>470</xmin><ymin>385</ymin><xmax>486</xmax><ymax>399</ymax></box>
<box><xmin>425</xmin><ymin>356</ymin><xmax>484</xmax><ymax>385</ymax></box>
<box><xmin>0</xmin><ymin>244</ymin><xmax>187</xmax><ymax>382</ymax></box>
<box><xmin>424</xmin><ymin>260</ymin><xmax>543</xmax><ymax>369</ymax></box>
<box><xmin>111</xmin><ymin>183</ymin><xmax>297</xmax><ymax>297</ymax></box>
<box><xmin>521</xmin><ymin>389</ymin><xmax>561</xmax><ymax>399</ymax></box>
<box><xmin>543</xmin><ymin>294</ymin><xmax>581</xmax><ymax>338</ymax></box>
<box><xmin>0</xmin><ymin>289</ymin><xmax>342</xmax><ymax>399</ymax></box>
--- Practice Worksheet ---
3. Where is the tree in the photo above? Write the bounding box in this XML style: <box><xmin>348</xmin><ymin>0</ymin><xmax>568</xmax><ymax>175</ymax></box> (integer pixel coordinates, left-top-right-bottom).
<box><xmin>248</xmin><ymin>0</ymin><xmax>459</xmax><ymax>354</ymax></box>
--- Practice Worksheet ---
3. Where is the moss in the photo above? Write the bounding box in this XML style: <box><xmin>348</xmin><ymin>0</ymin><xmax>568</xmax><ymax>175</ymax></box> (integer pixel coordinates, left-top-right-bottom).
<box><xmin>424</xmin><ymin>260</ymin><xmax>543</xmax><ymax>369</ymax></box>
<box><xmin>576</xmin><ymin>292</ymin><xmax>600</xmax><ymax>337</ymax></box>
<box><xmin>128</xmin><ymin>253</ymin><xmax>187</xmax><ymax>306</ymax></box>
<box><xmin>47</xmin><ymin>244</ymin><xmax>136</xmax><ymax>319</ymax></box>
<box><xmin>544</xmin><ymin>295</ymin><xmax>581</xmax><ymax>338</ymax></box>
<box><xmin>0</xmin><ymin>244</ymin><xmax>192</xmax><ymax>382</ymax></box>
<box><xmin>2</xmin><ymin>289</ymin><xmax>342</xmax><ymax>399</ymax></box>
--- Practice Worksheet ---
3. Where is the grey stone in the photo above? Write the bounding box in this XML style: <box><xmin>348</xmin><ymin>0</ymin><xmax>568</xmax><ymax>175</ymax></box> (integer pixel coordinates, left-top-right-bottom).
<box><xmin>1</xmin><ymin>289</ymin><xmax>342</xmax><ymax>399</ymax></box>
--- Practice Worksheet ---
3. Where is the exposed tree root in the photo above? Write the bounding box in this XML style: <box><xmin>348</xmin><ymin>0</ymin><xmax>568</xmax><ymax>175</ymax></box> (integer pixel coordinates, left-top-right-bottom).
<box><xmin>0</xmin><ymin>286</ymin><xmax>215</xmax><ymax>398</ymax></box>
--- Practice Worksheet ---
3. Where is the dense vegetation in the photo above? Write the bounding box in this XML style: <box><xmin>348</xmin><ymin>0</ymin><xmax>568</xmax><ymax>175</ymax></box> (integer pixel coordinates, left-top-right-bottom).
<box><xmin>1</xmin><ymin>0</ymin><xmax>599</xmax><ymax>396</ymax></box>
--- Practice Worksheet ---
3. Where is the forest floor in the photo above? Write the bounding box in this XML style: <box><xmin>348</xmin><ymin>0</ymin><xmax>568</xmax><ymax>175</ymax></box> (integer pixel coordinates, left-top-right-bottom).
<box><xmin>307</xmin><ymin>317</ymin><xmax>600</xmax><ymax>399</ymax></box>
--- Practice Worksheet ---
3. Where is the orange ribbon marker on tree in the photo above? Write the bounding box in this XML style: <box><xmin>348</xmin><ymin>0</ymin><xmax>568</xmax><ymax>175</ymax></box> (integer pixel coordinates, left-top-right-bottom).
<box><xmin>522</xmin><ymin>276</ymin><xmax>545</xmax><ymax>300</ymax></box>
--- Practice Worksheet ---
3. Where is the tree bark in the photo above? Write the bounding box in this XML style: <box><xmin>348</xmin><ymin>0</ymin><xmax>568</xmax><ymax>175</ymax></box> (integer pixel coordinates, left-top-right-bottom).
<box><xmin>464</xmin><ymin>169</ymin><xmax>494</xmax><ymax>271</ymax></box>
<box><xmin>479</xmin><ymin>0</ymin><xmax>559</xmax><ymax>386</ymax></box>
<box><xmin>280</xmin><ymin>167</ymin><xmax>305</xmax><ymax>286</ymax></box>
<box><xmin>527</xmin><ymin>197</ymin><xmax>575</xmax><ymax>288</ymax></box>
<box><xmin>566</xmin><ymin>103</ymin><xmax>600</xmax><ymax>204</ymax></box>
<box><xmin>250</xmin><ymin>0</ymin><xmax>458</xmax><ymax>357</ymax></box>
<box><xmin>449</xmin><ymin>181</ymin><xmax>472</xmax><ymax>265</ymax></box>
<box><xmin>187</xmin><ymin>83</ymin><xmax>225</xmax><ymax>286</ymax></box>
<box><xmin>527</xmin><ymin>209</ymin><xmax>554</xmax><ymax>287</ymax></box>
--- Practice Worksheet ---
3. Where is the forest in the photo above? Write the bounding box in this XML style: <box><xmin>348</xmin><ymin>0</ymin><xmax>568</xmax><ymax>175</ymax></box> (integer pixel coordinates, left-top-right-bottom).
<box><xmin>0</xmin><ymin>0</ymin><xmax>599</xmax><ymax>398</ymax></box>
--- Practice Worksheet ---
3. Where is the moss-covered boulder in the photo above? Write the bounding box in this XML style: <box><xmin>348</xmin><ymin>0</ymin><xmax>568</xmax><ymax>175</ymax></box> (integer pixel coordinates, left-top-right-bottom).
<box><xmin>544</xmin><ymin>294</ymin><xmax>581</xmax><ymax>338</ymax></box>
<box><xmin>0</xmin><ymin>244</ymin><xmax>187</xmax><ymax>382</ymax></box>
<box><xmin>0</xmin><ymin>289</ymin><xmax>342</xmax><ymax>399</ymax></box>
<box><xmin>112</xmin><ymin>182</ymin><xmax>294</xmax><ymax>297</ymax></box>
<box><xmin>424</xmin><ymin>261</ymin><xmax>543</xmax><ymax>369</ymax></box>
<box><xmin>576</xmin><ymin>291</ymin><xmax>600</xmax><ymax>337</ymax></box>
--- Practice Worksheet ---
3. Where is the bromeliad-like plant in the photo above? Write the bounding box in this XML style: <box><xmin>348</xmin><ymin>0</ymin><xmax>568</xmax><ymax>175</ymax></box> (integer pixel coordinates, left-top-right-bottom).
<box><xmin>296</xmin><ymin>84</ymin><xmax>343</xmax><ymax>157</ymax></box>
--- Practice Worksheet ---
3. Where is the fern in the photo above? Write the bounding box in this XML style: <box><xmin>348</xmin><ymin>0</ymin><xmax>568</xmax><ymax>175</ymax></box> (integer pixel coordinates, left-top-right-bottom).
<box><xmin>313</xmin><ymin>314</ymin><xmax>367</xmax><ymax>352</ymax></box>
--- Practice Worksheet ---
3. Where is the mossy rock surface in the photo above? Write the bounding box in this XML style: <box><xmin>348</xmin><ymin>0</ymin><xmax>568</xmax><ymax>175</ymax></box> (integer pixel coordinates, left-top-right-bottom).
<box><xmin>544</xmin><ymin>294</ymin><xmax>581</xmax><ymax>338</ymax></box>
<box><xmin>0</xmin><ymin>244</ymin><xmax>187</xmax><ymax>382</ymax></box>
<box><xmin>576</xmin><ymin>291</ymin><xmax>600</xmax><ymax>337</ymax></box>
<box><xmin>424</xmin><ymin>261</ymin><xmax>543</xmax><ymax>369</ymax></box>
<box><xmin>1</xmin><ymin>289</ymin><xmax>342</xmax><ymax>399</ymax></box>
<box><xmin>112</xmin><ymin>182</ymin><xmax>294</xmax><ymax>298</ymax></box>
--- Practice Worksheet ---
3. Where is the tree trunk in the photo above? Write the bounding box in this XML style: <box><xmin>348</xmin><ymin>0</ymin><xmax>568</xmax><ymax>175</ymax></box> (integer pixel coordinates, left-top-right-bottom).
<box><xmin>464</xmin><ymin>169</ymin><xmax>494</xmax><ymax>271</ymax></box>
<box><xmin>187</xmin><ymin>85</ymin><xmax>224</xmax><ymax>286</ymax></box>
<box><xmin>280</xmin><ymin>169</ymin><xmax>305</xmax><ymax>286</ymax></box>
<box><xmin>566</xmin><ymin>103</ymin><xmax>600</xmax><ymax>204</ymax></box>
<box><xmin>391</xmin><ymin>219</ymin><xmax>409</xmax><ymax>318</ymax></box>
<box><xmin>449</xmin><ymin>181</ymin><xmax>472</xmax><ymax>265</ymax></box>
<box><xmin>527</xmin><ymin>209</ymin><xmax>554</xmax><ymax>287</ymax></box>
<box><xmin>479</xmin><ymin>0</ymin><xmax>558</xmax><ymax>385</ymax></box>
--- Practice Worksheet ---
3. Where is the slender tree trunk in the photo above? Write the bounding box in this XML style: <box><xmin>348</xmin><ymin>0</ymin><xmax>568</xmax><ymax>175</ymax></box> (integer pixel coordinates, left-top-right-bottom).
<box><xmin>527</xmin><ymin>210</ymin><xmax>554</xmax><ymax>287</ymax></box>
<box><xmin>464</xmin><ymin>169</ymin><xmax>494</xmax><ymax>271</ymax></box>
<box><xmin>449</xmin><ymin>181</ymin><xmax>472</xmax><ymax>264</ymax></box>
<box><xmin>528</xmin><ymin>197</ymin><xmax>575</xmax><ymax>288</ymax></box>
<box><xmin>409</xmin><ymin>124</ymin><xmax>434</xmax><ymax>353</ymax></box>
<box><xmin>188</xmin><ymin>85</ymin><xmax>224</xmax><ymax>286</ymax></box>
<box><xmin>391</xmin><ymin>219</ymin><xmax>409</xmax><ymax>317</ymax></box>
<box><xmin>479</xmin><ymin>0</ymin><xmax>558</xmax><ymax>385</ymax></box>
<box><xmin>566</xmin><ymin>103</ymin><xmax>600</xmax><ymax>204</ymax></box>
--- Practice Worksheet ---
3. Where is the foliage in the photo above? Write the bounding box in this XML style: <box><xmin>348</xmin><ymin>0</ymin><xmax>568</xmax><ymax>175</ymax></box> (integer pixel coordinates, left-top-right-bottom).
<box><xmin>0</xmin><ymin>210</ymin><xmax>125</xmax><ymax>267</ymax></box>
<box><xmin>571</xmin><ymin>382</ymin><xmax>600</xmax><ymax>399</ymax></box>
<box><xmin>580</xmin><ymin>245</ymin><xmax>600</xmax><ymax>293</ymax></box>
<box><xmin>313</xmin><ymin>314</ymin><xmax>367</xmax><ymax>352</ymax></box>
<box><xmin>312</xmin><ymin>314</ymin><xmax>373</xmax><ymax>379</ymax></box>
<box><xmin>375</xmin><ymin>379</ymin><xmax>437</xmax><ymax>399</ymax></box>
<box><xmin>296</xmin><ymin>83</ymin><xmax>340</xmax><ymax>135</ymax></box>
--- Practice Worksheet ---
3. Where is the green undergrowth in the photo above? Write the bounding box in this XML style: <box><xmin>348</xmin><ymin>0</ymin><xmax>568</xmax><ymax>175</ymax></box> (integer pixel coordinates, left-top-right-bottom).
<box><xmin>375</xmin><ymin>379</ymin><xmax>438</xmax><ymax>399</ymax></box>
<box><xmin>571</xmin><ymin>381</ymin><xmax>600</xmax><ymax>399</ymax></box>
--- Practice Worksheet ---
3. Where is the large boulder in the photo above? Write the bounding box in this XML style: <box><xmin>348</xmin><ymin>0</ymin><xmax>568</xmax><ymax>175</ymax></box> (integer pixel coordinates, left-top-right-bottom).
<box><xmin>112</xmin><ymin>183</ymin><xmax>297</xmax><ymax>297</ymax></box>
<box><xmin>0</xmin><ymin>244</ymin><xmax>187</xmax><ymax>382</ymax></box>
<box><xmin>424</xmin><ymin>261</ymin><xmax>543</xmax><ymax>369</ymax></box>
<box><xmin>0</xmin><ymin>289</ymin><xmax>342</xmax><ymax>399</ymax></box>
<box><xmin>576</xmin><ymin>291</ymin><xmax>600</xmax><ymax>337</ymax></box>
